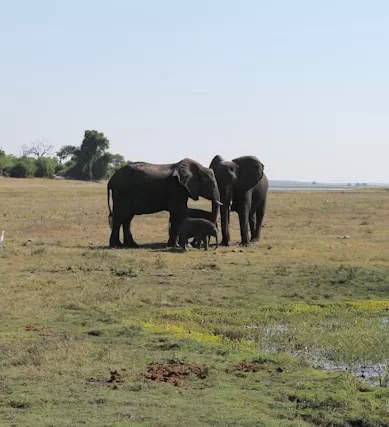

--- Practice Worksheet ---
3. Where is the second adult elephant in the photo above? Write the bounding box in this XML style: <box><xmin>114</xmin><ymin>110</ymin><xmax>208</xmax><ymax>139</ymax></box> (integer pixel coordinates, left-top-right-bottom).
<box><xmin>210</xmin><ymin>155</ymin><xmax>268</xmax><ymax>246</ymax></box>
<box><xmin>107</xmin><ymin>158</ymin><xmax>221</xmax><ymax>248</ymax></box>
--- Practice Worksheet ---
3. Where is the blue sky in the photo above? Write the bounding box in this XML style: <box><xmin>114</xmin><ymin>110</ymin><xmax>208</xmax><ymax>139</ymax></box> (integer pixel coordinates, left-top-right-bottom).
<box><xmin>1</xmin><ymin>1</ymin><xmax>388</xmax><ymax>182</ymax></box>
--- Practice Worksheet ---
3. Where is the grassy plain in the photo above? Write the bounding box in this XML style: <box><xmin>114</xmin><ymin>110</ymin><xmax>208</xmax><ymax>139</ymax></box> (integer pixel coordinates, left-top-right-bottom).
<box><xmin>1</xmin><ymin>178</ymin><xmax>389</xmax><ymax>426</ymax></box>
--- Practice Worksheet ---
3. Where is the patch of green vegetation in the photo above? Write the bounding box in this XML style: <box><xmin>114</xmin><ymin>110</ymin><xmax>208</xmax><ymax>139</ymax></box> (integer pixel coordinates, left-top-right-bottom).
<box><xmin>2</xmin><ymin>181</ymin><xmax>389</xmax><ymax>425</ymax></box>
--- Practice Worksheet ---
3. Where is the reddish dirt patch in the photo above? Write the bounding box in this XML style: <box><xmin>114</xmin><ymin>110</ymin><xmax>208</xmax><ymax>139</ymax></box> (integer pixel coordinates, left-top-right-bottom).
<box><xmin>25</xmin><ymin>324</ymin><xmax>42</xmax><ymax>332</ymax></box>
<box><xmin>142</xmin><ymin>363</ymin><xmax>208</xmax><ymax>386</ymax></box>
<box><xmin>227</xmin><ymin>361</ymin><xmax>266</xmax><ymax>373</ymax></box>
<box><xmin>107</xmin><ymin>370</ymin><xmax>124</xmax><ymax>384</ymax></box>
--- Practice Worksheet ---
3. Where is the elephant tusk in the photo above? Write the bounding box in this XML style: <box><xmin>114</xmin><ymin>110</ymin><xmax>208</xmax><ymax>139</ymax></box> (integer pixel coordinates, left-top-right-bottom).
<box><xmin>215</xmin><ymin>201</ymin><xmax>223</xmax><ymax>206</ymax></box>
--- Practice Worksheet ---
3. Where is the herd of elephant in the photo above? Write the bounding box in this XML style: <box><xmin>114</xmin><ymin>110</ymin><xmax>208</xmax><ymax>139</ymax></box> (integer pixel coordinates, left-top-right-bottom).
<box><xmin>107</xmin><ymin>155</ymin><xmax>268</xmax><ymax>250</ymax></box>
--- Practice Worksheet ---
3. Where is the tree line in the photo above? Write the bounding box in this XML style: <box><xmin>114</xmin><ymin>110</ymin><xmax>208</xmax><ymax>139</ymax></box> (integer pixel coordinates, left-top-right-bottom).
<box><xmin>0</xmin><ymin>130</ymin><xmax>126</xmax><ymax>180</ymax></box>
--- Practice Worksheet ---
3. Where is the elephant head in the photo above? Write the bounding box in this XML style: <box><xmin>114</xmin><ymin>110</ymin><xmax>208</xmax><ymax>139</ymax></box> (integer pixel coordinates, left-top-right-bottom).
<box><xmin>209</xmin><ymin>155</ymin><xmax>264</xmax><ymax>203</ymax></box>
<box><xmin>173</xmin><ymin>158</ymin><xmax>221</xmax><ymax>204</ymax></box>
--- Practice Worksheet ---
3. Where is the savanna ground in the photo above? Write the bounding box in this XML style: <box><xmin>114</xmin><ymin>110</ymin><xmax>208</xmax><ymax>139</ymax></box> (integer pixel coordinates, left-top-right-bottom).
<box><xmin>1</xmin><ymin>179</ymin><xmax>389</xmax><ymax>426</ymax></box>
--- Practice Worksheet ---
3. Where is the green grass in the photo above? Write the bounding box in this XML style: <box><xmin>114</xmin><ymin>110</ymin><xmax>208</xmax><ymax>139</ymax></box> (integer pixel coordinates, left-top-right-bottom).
<box><xmin>1</xmin><ymin>179</ymin><xmax>389</xmax><ymax>426</ymax></box>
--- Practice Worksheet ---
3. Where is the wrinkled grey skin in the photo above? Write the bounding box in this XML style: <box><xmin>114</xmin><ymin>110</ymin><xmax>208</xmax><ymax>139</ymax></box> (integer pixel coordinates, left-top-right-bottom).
<box><xmin>210</xmin><ymin>155</ymin><xmax>268</xmax><ymax>246</ymax></box>
<box><xmin>178</xmin><ymin>218</ymin><xmax>218</xmax><ymax>251</ymax></box>
<box><xmin>107</xmin><ymin>158</ymin><xmax>221</xmax><ymax>248</ymax></box>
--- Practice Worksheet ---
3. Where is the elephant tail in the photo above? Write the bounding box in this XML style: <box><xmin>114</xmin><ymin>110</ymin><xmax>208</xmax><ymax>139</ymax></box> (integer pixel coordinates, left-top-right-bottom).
<box><xmin>107</xmin><ymin>182</ymin><xmax>113</xmax><ymax>229</ymax></box>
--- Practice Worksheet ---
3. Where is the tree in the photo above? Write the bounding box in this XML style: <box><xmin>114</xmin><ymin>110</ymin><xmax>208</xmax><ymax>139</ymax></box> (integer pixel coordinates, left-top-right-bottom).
<box><xmin>56</xmin><ymin>145</ymin><xmax>77</xmax><ymax>163</ymax></box>
<box><xmin>91</xmin><ymin>153</ymin><xmax>126</xmax><ymax>180</ymax></box>
<box><xmin>92</xmin><ymin>152</ymin><xmax>113</xmax><ymax>180</ymax></box>
<box><xmin>107</xmin><ymin>153</ymin><xmax>126</xmax><ymax>176</ymax></box>
<box><xmin>78</xmin><ymin>130</ymin><xmax>110</xmax><ymax>179</ymax></box>
<box><xmin>60</xmin><ymin>130</ymin><xmax>110</xmax><ymax>180</ymax></box>
<box><xmin>22</xmin><ymin>139</ymin><xmax>53</xmax><ymax>158</ymax></box>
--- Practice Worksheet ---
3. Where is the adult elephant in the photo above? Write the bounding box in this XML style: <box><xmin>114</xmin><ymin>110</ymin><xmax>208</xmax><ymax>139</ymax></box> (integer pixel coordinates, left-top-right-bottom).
<box><xmin>210</xmin><ymin>155</ymin><xmax>268</xmax><ymax>246</ymax></box>
<box><xmin>107</xmin><ymin>158</ymin><xmax>221</xmax><ymax>248</ymax></box>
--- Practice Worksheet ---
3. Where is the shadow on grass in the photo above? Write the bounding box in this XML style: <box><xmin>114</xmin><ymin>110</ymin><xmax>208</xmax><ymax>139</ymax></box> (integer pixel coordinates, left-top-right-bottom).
<box><xmin>31</xmin><ymin>241</ymin><xmax>183</xmax><ymax>252</ymax></box>
<box><xmin>91</xmin><ymin>242</ymin><xmax>181</xmax><ymax>252</ymax></box>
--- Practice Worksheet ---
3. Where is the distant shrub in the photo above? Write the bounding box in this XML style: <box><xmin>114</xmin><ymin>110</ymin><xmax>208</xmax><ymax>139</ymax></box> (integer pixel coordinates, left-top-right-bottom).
<box><xmin>54</xmin><ymin>163</ymin><xmax>66</xmax><ymax>174</ymax></box>
<box><xmin>0</xmin><ymin>151</ymin><xmax>16</xmax><ymax>176</ymax></box>
<box><xmin>9</xmin><ymin>156</ymin><xmax>37</xmax><ymax>178</ymax></box>
<box><xmin>92</xmin><ymin>153</ymin><xmax>112</xmax><ymax>180</ymax></box>
<box><xmin>34</xmin><ymin>157</ymin><xmax>58</xmax><ymax>178</ymax></box>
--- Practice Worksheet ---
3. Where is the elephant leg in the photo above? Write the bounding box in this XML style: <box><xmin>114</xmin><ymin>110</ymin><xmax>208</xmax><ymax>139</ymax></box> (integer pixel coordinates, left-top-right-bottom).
<box><xmin>178</xmin><ymin>233</ymin><xmax>187</xmax><ymax>251</ymax></box>
<box><xmin>109</xmin><ymin>221</ymin><xmax>123</xmax><ymax>248</ymax></box>
<box><xmin>220</xmin><ymin>206</ymin><xmax>230</xmax><ymax>246</ymax></box>
<box><xmin>203</xmin><ymin>235</ymin><xmax>209</xmax><ymax>251</ymax></box>
<box><xmin>109</xmin><ymin>210</ymin><xmax>124</xmax><ymax>248</ymax></box>
<box><xmin>249</xmin><ymin>212</ymin><xmax>256</xmax><ymax>239</ymax></box>
<box><xmin>238</xmin><ymin>207</ymin><xmax>250</xmax><ymax>246</ymax></box>
<box><xmin>214</xmin><ymin>233</ymin><xmax>218</xmax><ymax>249</ymax></box>
<box><xmin>168</xmin><ymin>212</ymin><xmax>182</xmax><ymax>247</ymax></box>
<box><xmin>123</xmin><ymin>214</ymin><xmax>139</xmax><ymax>248</ymax></box>
<box><xmin>195</xmin><ymin>232</ymin><xmax>202</xmax><ymax>249</ymax></box>
<box><xmin>251</xmin><ymin>200</ymin><xmax>267</xmax><ymax>242</ymax></box>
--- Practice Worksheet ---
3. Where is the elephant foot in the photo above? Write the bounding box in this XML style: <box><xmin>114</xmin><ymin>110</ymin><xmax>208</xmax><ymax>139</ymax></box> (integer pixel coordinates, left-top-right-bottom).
<box><xmin>167</xmin><ymin>238</ymin><xmax>179</xmax><ymax>248</ymax></box>
<box><xmin>239</xmin><ymin>242</ymin><xmax>251</xmax><ymax>247</ymax></box>
<box><xmin>250</xmin><ymin>237</ymin><xmax>260</xmax><ymax>243</ymax></box>
<box><xmin>109</xmin><ymin>240</ymin><xmax>124</xmax><ymax>249</ymax></box>
<box><xmin>220</xmin><ymin>240</ymin><xmax>230</xmax><ymax>247</ymax></box>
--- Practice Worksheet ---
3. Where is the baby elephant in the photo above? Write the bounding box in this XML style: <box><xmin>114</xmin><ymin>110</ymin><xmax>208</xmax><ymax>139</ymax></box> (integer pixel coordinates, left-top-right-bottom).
<box><xmin>186</xmin><ymin>208</ymin><xmax>218</xmax><ymax>248</ymax></box>
<box><xmin>178</xmin><ymin>218</ymin><xmax>218</xmax><ymax>251</ymax></box>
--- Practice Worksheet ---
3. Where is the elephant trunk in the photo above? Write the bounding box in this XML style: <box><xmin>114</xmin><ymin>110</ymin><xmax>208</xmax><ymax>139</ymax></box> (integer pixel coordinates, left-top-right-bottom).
<box><xmin>202</xmin><ymin>182</ymin><xmax>221</xmax><ymax>205</ymax></box>
<box><xmin>211</xmin><ymin>199</ymin><xmax>220</xmax><ymax>224</ymax></box>
<box><xmin>211</xmin><ymin>183</ymin><xmax>221</xmax><ymax>206</ymax></box>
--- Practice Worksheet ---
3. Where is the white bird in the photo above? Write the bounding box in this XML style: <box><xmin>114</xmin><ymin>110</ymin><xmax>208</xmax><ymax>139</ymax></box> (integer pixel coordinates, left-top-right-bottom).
<box><xmin>0</xmin><ymin>231</ymin><xmax>4</xmax><ymax>244</ymax></box>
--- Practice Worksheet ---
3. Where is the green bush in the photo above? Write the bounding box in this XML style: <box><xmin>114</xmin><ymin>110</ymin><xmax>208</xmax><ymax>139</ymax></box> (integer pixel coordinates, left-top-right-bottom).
<box><xmin>54</xmin><ymin>163</ymin><xmax>66</xmax><ymax>175</ymax></box>
<box><xmin>0</xmin><ymin>151</ymin><xmax>16</xmax><ymax>176</ymax></box>
<box><xmin>9</xmin><ymin>157</ymin><xmax>37</xmax><ymax>178</ymax></box>
<box><xmin>34</xmin><ymin>157</ymin><xmax>58</xmax><ymax>178</ymax></box>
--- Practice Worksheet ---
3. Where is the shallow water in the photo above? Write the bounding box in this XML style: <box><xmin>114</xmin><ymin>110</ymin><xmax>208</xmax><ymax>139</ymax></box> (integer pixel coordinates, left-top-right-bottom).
<box><xmin>256</xmin><ymin>323</ymin><xmax>388</xmax><ymax>386</ymax></box>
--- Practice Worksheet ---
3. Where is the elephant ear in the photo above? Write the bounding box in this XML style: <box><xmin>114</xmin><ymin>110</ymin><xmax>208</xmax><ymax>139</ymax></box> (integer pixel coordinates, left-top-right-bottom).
<box><xmin>209</xmin><ymin>155</ymin><xmax>224</xmax><ymax>170</ymax></box>
<box><xmin>173</xmin><ymin>158</ymin><xmax>201</xmax><ymax>200</ymax></box>
<box><xmin>232</xmin><ymin>156</ymin><xmax>264</xmax><ymax>192</ymax></box>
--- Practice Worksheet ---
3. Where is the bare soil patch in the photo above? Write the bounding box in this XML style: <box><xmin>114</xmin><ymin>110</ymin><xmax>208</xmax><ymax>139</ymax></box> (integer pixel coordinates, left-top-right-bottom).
<box><xmin>227</xmin><ymin>361</ymin><xmax>267</xmax><ymax>373</ymax></box>
<box><xmin>142</xmin><ymin>362</ymin><xmax>208</xmax><ymax>386</ymax></box>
